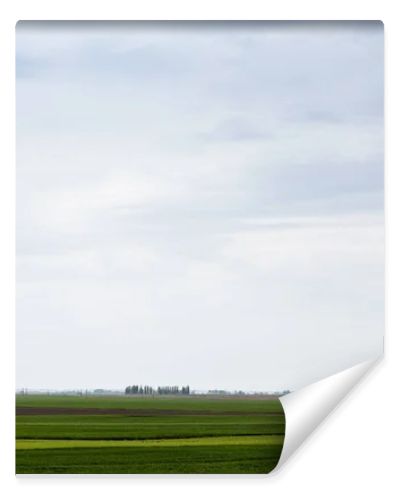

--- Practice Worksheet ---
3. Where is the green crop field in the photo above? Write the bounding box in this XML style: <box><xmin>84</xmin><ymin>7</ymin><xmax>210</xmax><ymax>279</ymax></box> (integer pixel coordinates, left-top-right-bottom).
<box><xmin>16</xmin><ymin>395</ymin><xmax>285</xmax><ymax>474</ymax></box>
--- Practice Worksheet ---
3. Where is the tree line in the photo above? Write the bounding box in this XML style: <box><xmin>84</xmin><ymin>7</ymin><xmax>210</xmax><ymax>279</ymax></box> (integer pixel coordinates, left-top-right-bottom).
<box><xmin>125</xmin><ymin>385</ymin><xmax>190</xmax><ymax>395</ymax></box>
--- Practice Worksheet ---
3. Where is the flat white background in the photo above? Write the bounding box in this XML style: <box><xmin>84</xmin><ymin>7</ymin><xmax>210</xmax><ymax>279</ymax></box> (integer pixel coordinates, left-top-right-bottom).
<box><xmin>0</xmin><ymin>1</ymin><xmax>398</xmax><ymax>499</ymax></box>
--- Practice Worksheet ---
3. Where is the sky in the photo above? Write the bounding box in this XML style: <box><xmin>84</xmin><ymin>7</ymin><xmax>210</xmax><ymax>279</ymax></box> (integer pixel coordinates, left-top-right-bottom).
<box><xmin>16</xmin><ymin>21</ymin><xmax>384</xmax><ymax>392</ymax></box>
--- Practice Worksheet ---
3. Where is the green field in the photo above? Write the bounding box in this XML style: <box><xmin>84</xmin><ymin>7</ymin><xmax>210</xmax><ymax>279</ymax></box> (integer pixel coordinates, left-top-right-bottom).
<box><xmin>16</xmin><ymin>395</ymin><xmax>285</xmax><ymax>474</ymax></box>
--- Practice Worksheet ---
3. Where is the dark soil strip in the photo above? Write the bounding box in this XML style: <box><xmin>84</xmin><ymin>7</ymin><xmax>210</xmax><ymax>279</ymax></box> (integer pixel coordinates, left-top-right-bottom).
<box><xmin>16</xmin><ymin>407</ymin><xmax>284</xmax><ymax>417</ymax></box>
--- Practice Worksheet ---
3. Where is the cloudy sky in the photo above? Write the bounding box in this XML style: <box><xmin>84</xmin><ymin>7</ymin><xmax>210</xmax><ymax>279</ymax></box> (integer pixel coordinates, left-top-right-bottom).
<box><xmin>16</xmin><ymin>22</ymin><xmax>384</xmax><ymax>392</ymax></box>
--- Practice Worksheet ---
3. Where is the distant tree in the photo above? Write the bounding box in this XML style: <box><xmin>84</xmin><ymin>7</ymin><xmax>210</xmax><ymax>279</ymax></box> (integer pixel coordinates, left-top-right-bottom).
<box><xmin>125</xmin><ymin>384</ymin><xmax>190</xmax><ymax>396</ymax></box>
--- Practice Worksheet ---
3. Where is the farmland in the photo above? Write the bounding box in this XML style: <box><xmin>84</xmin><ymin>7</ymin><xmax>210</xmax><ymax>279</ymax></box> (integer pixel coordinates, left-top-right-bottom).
<box><xmin>16</xmin><ymin>395</ymin><xmax>285</xmax><ymax>474</ymax></box>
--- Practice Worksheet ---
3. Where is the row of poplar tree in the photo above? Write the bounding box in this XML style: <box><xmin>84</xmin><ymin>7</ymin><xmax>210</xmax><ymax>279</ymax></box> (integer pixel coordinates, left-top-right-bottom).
<box><xmin>125</xmin><ymin>385</ymin><xmax>190</xmax><ymax>395</ymax></box>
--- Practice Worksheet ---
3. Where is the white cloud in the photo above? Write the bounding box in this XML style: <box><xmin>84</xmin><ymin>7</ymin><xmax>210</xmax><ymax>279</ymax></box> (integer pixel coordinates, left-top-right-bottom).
<box><xmin>16</xmin><ymin>22</ymin><xmax>384</xmax><ymax>391</ymax></box>
<box><xmin>221</xmin><ymin>214</ymin><xmax>384</xmax><ymax>277</ymax></box>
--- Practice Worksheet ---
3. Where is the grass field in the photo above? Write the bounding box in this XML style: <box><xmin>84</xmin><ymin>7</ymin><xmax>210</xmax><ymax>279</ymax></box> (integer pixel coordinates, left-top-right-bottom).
<box><xmin>16</xmin><ymin>395</ymin><xmax>285</xmax><ymax>474</ymax></box>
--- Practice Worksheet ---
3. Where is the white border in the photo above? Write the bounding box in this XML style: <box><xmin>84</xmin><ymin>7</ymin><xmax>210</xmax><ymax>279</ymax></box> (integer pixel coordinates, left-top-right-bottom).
<box><xmin>1</xmin><ymin>1</ymin><xmax>397</xmax><ymax>499</ymax></box>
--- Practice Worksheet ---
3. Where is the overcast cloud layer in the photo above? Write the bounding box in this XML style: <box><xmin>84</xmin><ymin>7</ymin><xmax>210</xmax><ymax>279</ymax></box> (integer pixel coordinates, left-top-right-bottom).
<box><xmin>16</xmin><ymin>22</ymin><xmax>384</xmax><ymax>392</ymax></box>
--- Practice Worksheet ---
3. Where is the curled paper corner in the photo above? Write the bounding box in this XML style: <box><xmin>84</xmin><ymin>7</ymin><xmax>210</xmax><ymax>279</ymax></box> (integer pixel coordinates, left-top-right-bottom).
<box><xmin>274</xmin><ymin>357</ymin><xmax>382</xmax><ymax>471</ymax></box>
